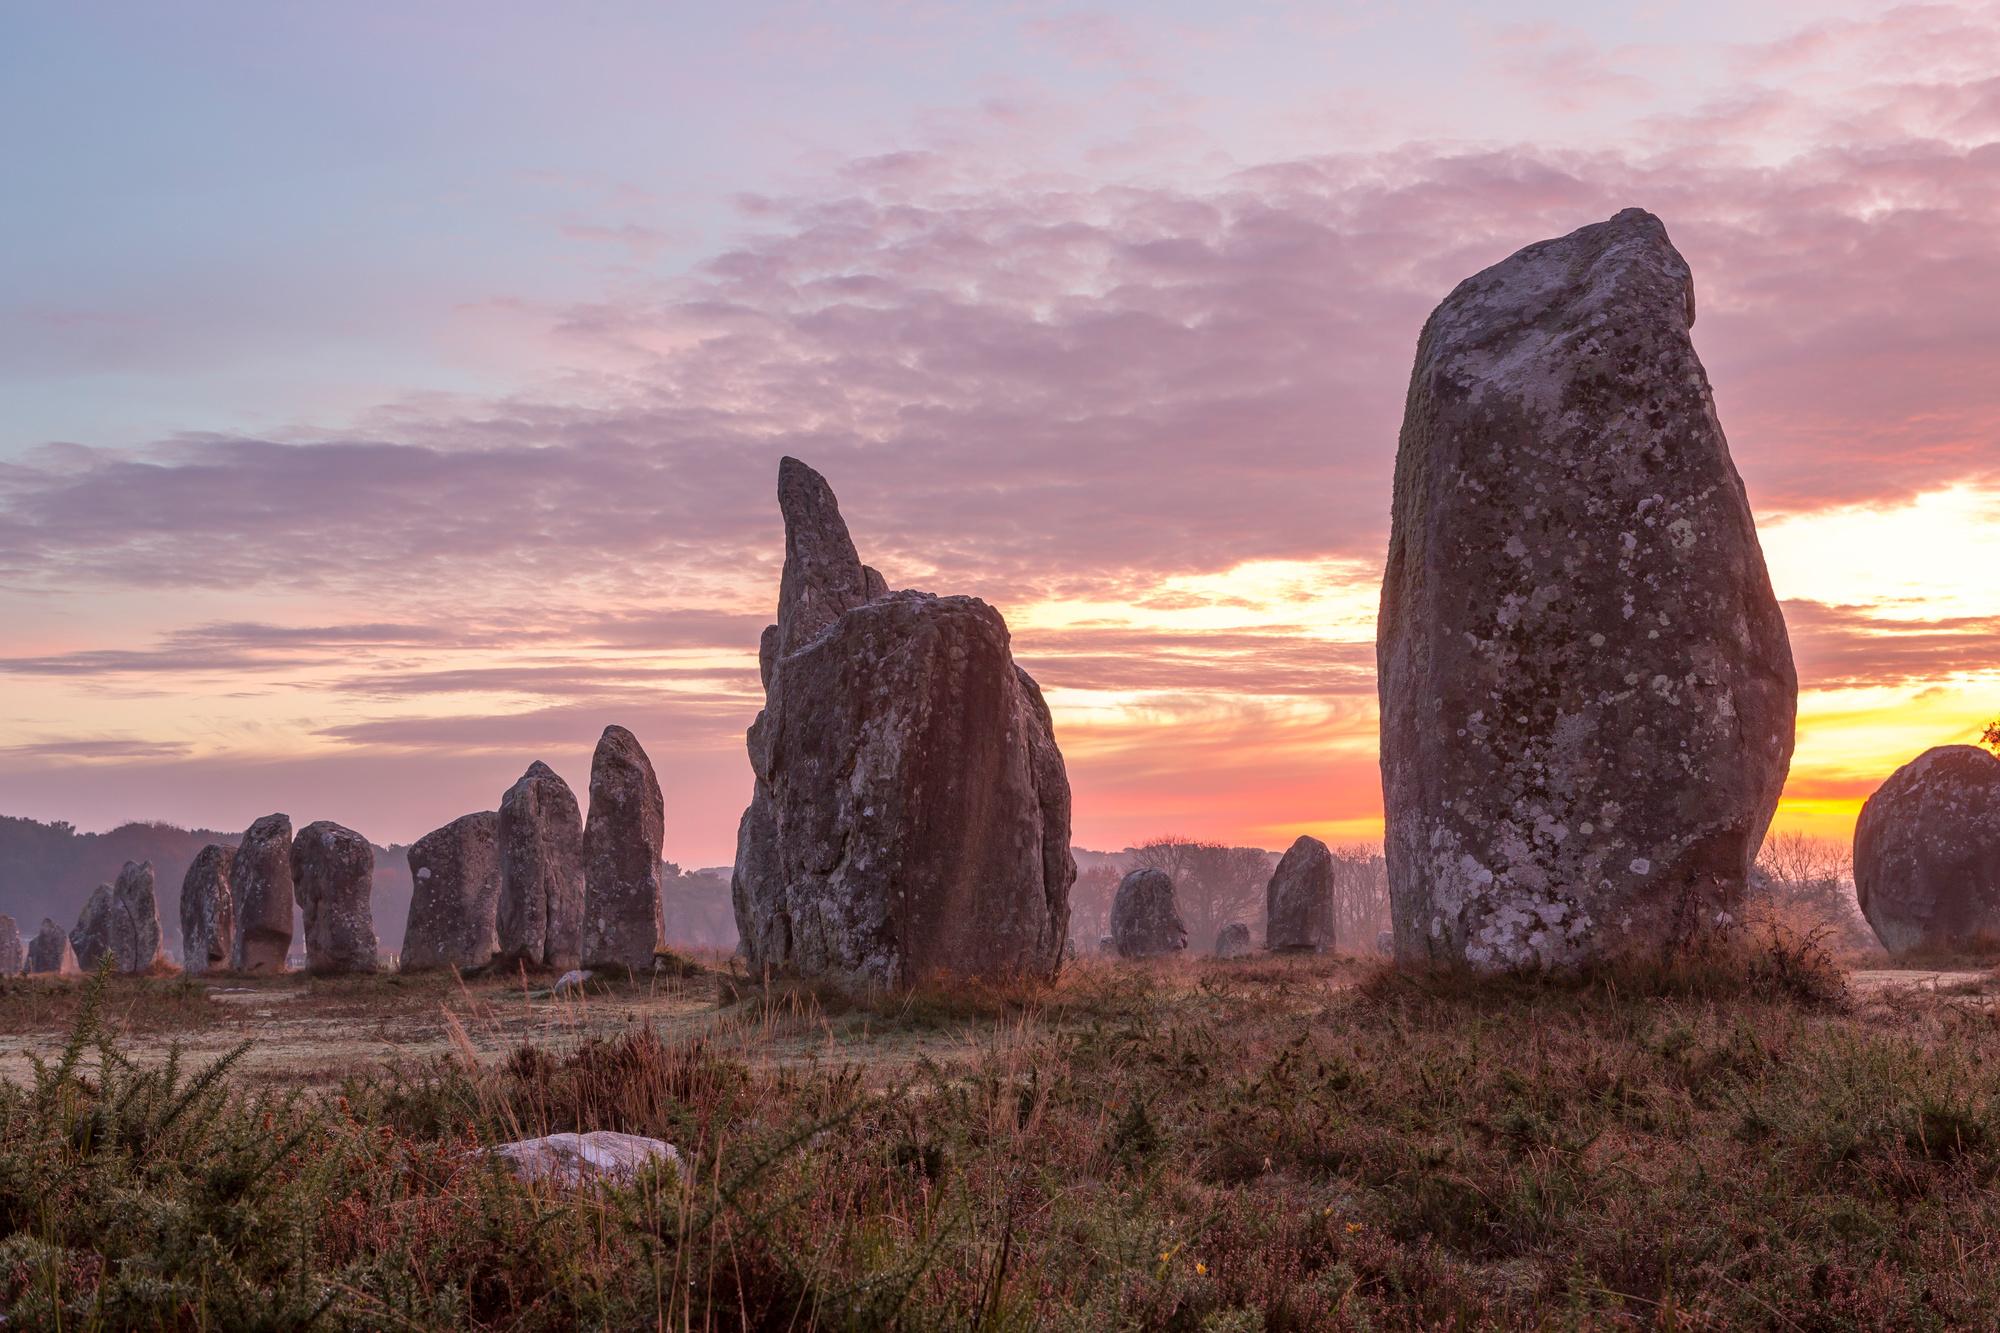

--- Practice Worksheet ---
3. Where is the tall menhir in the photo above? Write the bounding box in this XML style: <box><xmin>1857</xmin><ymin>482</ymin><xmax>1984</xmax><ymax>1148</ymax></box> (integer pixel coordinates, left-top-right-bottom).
<box><xmin>1377</xmin><ymin>209</ymin><xmax>1796</xmax><ymax>970</ymax></box>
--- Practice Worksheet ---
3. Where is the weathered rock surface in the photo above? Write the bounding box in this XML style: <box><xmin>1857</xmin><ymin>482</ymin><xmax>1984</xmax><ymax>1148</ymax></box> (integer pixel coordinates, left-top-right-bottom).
<box><xmin>1854</xmin><ymin>746</ymin><xmax>2000</xmax><ymax>953</ymax></box>
<box><xmin>403</xmin><ymin>811</ymin><xmax>502</xmax><ymax>971</ymax></box>
<box><xmin>582</xmin><ymin>726</ymin><xmax>666</xmax><ymax>973</ymax></box>
<box><xmin>0</xmin><ymin>914</ymin><xmax>21</xmax><ymax>975</ymax></box>
<box><xmin>1266</xmin><ymin>835</ymin><xmax>1336</xmax><ymax>953</ymax></box>
<box><xmin>486</xmin><ymin>1131</ymin><xmax>682</xmax><ymax>1187</ymax></box>
<box><xmin>1111</xmin><ymin>869</ymin><xmax>1187</xmax><ymax>959</ymax></box>
<box><xmin>1213</xmin><ymin>921</ymin><xmax>1253</xmax><ymax>959</ymax></box>
<box><xmin>231</xmin><ymin>814</ymin><xmax>295</xmax><ymax>973</ymax></box>
<box><xmin>732</xmin><ymin>458</ymin><xmax>1075</xmax><ymax>987</ymax></box>
<box><xmin>72</xmin><ymin>861</ymin><xmax>165</xmax><ymax>973</ymax></box>
<box><xmin>27</xmin><ymin>918</ymin><xmax>80</xmax><ymax>975</ymax></box>
<box><xmin>1378</xmin><ymin>208</ymin><xmax>1796</xmax><ymax>971</ymax></box>
<box><xmin>497</xmin><ymin>762</ymin><xmax>586</xmax><ymax>970</ymax></box>
<box><xmin>291</xmin><ymin>821</ymin><xmax>379</xmax><ymax>975</ymax></box>
<box><xmin>179</xmin><ymin>844</ymin><xmax>235</xmax><ymax>976</ymax></box>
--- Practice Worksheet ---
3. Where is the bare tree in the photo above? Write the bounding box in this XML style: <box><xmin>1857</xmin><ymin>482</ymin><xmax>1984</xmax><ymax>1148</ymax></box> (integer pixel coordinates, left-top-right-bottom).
<box><xmin>1329</xmin><ymin>844</ymin><xmax>1392</xmax><ymax>949</ymax></box>
<box><xmin>1751</xmin><ymin>830</ymin><xmax>1873</xmax><ymax>952</ymax></box>
<box><xmin>1067</xmin><ymin>864</ymin><xmax>1122</xmax><ymax>951</ymax></box>
<box><xmin>1983</xmin><ymin>717</ymin><xmax>2000</xmax><ymax>755</ymax></box>
<box><xmin>1130</xmin><ymin>837</ymin><xmax>1269</xmax><ymax>952</ymax></box>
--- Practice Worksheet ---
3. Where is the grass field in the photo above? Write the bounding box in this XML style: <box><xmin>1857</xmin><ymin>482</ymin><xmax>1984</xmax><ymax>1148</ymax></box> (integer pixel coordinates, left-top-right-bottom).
<box><xmin>3</xmin><ymin>931</ymin><xmax>1999</xmax><ymax>1329</ymax></box>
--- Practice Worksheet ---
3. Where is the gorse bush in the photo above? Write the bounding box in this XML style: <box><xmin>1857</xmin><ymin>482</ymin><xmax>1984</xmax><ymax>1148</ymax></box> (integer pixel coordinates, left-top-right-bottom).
<box><xmin>7</xmin><ymin>949</ymin><xmax>2000</xmax><ymax>1328</ymax></box>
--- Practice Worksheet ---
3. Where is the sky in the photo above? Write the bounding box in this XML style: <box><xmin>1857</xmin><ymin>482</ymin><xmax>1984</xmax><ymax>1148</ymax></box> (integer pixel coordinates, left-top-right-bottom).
<box><xmin>2</xmin><ymin>0</ymin><xmax>1997</xmax><ymax>869</ymax></box>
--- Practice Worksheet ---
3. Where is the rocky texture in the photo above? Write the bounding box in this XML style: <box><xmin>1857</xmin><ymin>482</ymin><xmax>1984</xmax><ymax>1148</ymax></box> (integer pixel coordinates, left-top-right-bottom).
<box><xmin>26</xmin><ymin>918</ymin><xmax>80</xmax><ymax>975</ymax></box>
<box><xmin>179</xmin><ymin>845</ymin><xmax>236</xmax><ymax>976</ymax></box>
<box><xmin>485</xmin><ymin>1131</ymin><xmax>683</xmax><ymax>1187</ymax></box>
<box><xmin>1266</xmin><ymin>835</ymin><xmax>1336</xmax><ymax>953</ymax></box>
<box><xmin>1854</xmin><ymin>746</ymin><xmax>2000</xmax><ymax>953</ymax></box>
<box><xmin>0</xmin><ymin>914</ymin><xmax>21</xmax><ymax>975</ymax></box>
<box><xmin>403</xmin><ymin>812</ymin><xmax>502</xmax><ymax>971</ymax></box>
<box><xmin>733</xmin><ymin>458</ymin><xmax>1075</xmax><ymax>987</ymax></box>
<box><xmin>1110</xmin><ymin>869</ymin><xmax>1187</xmax><ymax>959</ymax></box>
<box><xmin>231</xmin><ymin>814</ymin><xmax>295</xmax><ymax>973</ymax></box>
<box><xmin>290</xmin><ymin>822</ymin><xmax>379</xmax><ymax>975</ymax></box>
<box><xmin>497</xmin><ymin>762</ymin><xmax>586</xmax><ymax>970</ymax></box>
<box><xmin>72</xmin><ymin>861</ymin><xmax>165</xmax><ymax>973</ymax></box>
<box><xmin>1378</xmin><ymin>208</ymin><xmax>1796</xmax><ymax>971</ymax></box>
<box><xmin>1213</xmin><ymin>921</ymin><xmax>1253</xmax><ymax>959</ymax></box>
<box><xmin>582</xmin><ymin>726</ymin><xmax>665</xmax><ymax>973</ymax></box>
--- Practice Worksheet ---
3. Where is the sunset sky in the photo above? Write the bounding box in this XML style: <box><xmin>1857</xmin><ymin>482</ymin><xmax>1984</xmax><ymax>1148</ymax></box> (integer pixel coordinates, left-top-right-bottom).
<box><xmin>3</xmin><ymin>0</ymin><xmax>1997</xmax><ymax>868</ymax></box>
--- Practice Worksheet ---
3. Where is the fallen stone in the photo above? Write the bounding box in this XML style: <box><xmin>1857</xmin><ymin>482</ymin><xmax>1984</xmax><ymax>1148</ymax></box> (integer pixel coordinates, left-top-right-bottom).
<box><xmin>231</xmin><ymin>814</ymin><xmax>296</xmax><ymax>973</ymax></box>
<box><xmin>1377</xmin><ymin>208</ymin><xmax>1796</xmax><ymax>971</ymax></box>
<box><xmin>1111</xmin><ymin>869</ymin><xmax>1187</xmax><ymax>959</ymax></box>
<box><xmin>1854</xmin><ymin>746</ymin><xmax>2000</xmax><ymax>953</ymax></box>
<box><xmin>1266</xmin><ymin>836</ymin><xmax>1336</xmax><ymax>953</ymax></box>
<box><xmin>582</xmin><ymin>726</ymin><xmax>666</xmax><ymax>973</ymax></box>
<box><xmin>402</xmin><ymin>811</ymin><xmax>502</xmax><ymax>971</ymax></box>
<box><xmin>1213</xmin><ymin>922</ymin><xmax>1253</xmax><ymax>959</ymax></box>
<box><xmin>486</xmin><ymin>1131</ymin><xmax>683</xmax><ymax>1188</ymax></box>
<box><xmin>496</xmin><ymin>761</ymin><xmax>586</xmax><ymax>970</ymax></box>
<box><xmin>26</xmin><ymin>918</ymin><xmax>81</xmax><ymax>976</ymax></box>
<box><xmin>179</xmin><ymin>845</ymin><xmax>235</xmax><ymax>976</ymax></box>
<box><xmin>291</xmin><ymin>821</ymin><xmax>380</xmax><ymax>975</ymax></box>
<box><xmin>732</xmin><ymin>458</ymin><xmax>1075</xmax><ymax>986</ymax></box>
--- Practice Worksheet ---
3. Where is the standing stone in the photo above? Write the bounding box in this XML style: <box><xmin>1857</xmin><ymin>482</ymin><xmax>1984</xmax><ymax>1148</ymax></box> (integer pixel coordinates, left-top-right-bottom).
<box><xmin>403</xmin><ymin>811</ymin><xmax>503</xmax><ymax>971</ymax></box>
<box><xmin>732</xmin><ymin>458</ymin><xmax>1076</xmax><ymax>987</ymax></box>
<box><xmin>1110</xmin><ymin>869</ymin><xmax>1187</xmax><ymax>959</ymax></box>
<box><xmin>0</xmin><ymin>914</ymin><xmax>22</xmax><ymax>975</ymax></box>
<box><xmin>1854</xmin><ymin>746</ymin><xmax>2000</xmax><ymax>953</ymax></box>
<box><xmin>179</xmin><ymin>844</ymin><xmax>236</xmax><ymax>976</ymax></box>
<box><xmin>1213</xmin><ymin>922</ymin><xmax>1253</xmax><ymax>959</ymax></box>
<box><xmin>71</xmin><ymin>862</ymin><xmax>165</xmax><ymax>974</ymax></box>
<box><xmin>1266</xmin><ymin>836</ymin><xmax>1336</xmax><ymax>953</ymax></box>
<box><xmin>26</xmin><ymin>919</ymin><xmax>80</xmax><ymax>976</ymax></box>
<box><xmin>497</xmin><ymin>762</ymin><xmax>586</xmax><ymax>970</ymax></box>
<box><xmin>290</xmin><ymin>821</ymin><xmax>379</xmax><ymax>975</ymax></box>
<box><xmin>582</xmin><ymin>726</ymin><xmax>666</xmax><ymax>973</ymax></box>
<box><xmin>1378</xmin><ymin>208</ymin><xmax>1796</xmax><ymax>971</ymax></box>
<box><xmin>231</xmin><ymin>814</ymin><xmax>295</xmax><ymax>973</ymax></box>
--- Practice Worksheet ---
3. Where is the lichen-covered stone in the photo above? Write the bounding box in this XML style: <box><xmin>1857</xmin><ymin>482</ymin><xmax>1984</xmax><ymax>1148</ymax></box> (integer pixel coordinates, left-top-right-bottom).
<box><xmin>1111</xmin><ymin>869</ymin><xmax>1186</xmax><ymax>959</ymax></box>
<box><xmin>72</xmin><ymin>861</ymin><xmax>165</xmax><ymax>973</ymax></box>
<box><xmin>497</xmin><ymin>762</ymin><xmax>585</xmax><ymax>970</ymax></box>
<box><xmin>1378</xmin><ymin>208</ymin><xmax>1796</xmax><ymax>971</ymax></box>
<box><xmin>26</xmin><ymin>918</ymin><xmax>80</xmax><ymax>975</ymax></box>
<box><xmin>732</xmin><ymin>458</ymin><xmax>1074</xmax><ymax>987</ymax></box>
<box><xmin>179</xmin><ymin>844</ymin><xmax>235</xmax><ymax>976</ymax></box>
<box><xmin>291</xmin><ymin>821</ymin><xmax>379</xmax><ymax>974</ymax></box>
<box><xmin>1855</xmin><ymin>746</ymin><xmax>2000</xmax><ymax>953</ymax></box>
<box><xmin>231</xmin><ymin>814</ymin><xmax>295</xmax><ymax>973</ymax></box>
<box><xmin>0</xmin><ymin>914</ymin><xmax>22</xmax><ymax>975</ymax></box>
<box><xmin>1213</xmin><ymin>921</ymin><xmax>1253</xmax><ymax>959</ymax></box>
<box><xmin>1265</xmin><ymin>835</ymin><xmax>1335</xmax><ymax>953</ymax></box>
<box><xmin>403</xmin><ymin>811</ymin><xmax>502</xmax><ymax>971</ymax></box>
<box><xmin>582</xmin><ymin>726</ymin><xmax>665</xmax><ymax>973</ymax></box>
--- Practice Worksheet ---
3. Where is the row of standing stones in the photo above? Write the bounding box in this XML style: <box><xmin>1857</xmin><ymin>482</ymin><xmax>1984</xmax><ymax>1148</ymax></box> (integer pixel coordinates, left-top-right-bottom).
<box><xmin>1</xmin><ymin>209</ymin><xmax>1991</xmax><ymax>983</ymax></box>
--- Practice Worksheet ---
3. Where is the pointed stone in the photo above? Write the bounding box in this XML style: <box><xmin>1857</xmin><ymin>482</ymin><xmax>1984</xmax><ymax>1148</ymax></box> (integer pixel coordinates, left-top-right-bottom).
<box><xmin>69</xmin><ymin>864</ymin><xmax>162</xmax><ymax>974</ymax></box>
<box><xmin>232</xmin><ymin>814</ymin><xmax>295</xmax><ymax>973</ymax></box>
<box><xmin>1378</xmin><ymin>209</ymin><xmax>1796</xmax><ymax>970</ymax></box>
<box><xmin>1110</xmin><ymin>869</ymin><xmax>1186</xmax><ymax>959</ymax></box>
<box><xmin>497</xmin><ymin>762</ymin><xmax>586</xmax><ymax>970</ymax></box>
<box><xmin>0</xmin><ymin>914</ymin><xmax>22</xmax><ymax>975</ymax></box>
<box><xmin>733</xmin><ymin>460</ymin><xmax>1075</xmax><ymax>987</ymax></box>
<box><xmin>1265</xmin><ymin>836</ymin><xmax>1335</xmax><ymax>953</ymax></box>
<box><xmin>179</xmin><ymin>844</ymin><xmax>235</xmax><ymax>976</ymax></box>
<box><xmin>27</xmin><ymin>918</ymin><xmax>81</xmax><ymax>975</ymax></box>
<box><xmin>1855</xmin><ymin>746</ymin><xmax>2000</xmax><ymax>953</ymax></box>
<box><xmin>403</xmin><ymin>811</ymin><xmax>502</xmax><ymax>971</ymax></box>
<box><xmin>292</xmin><ymin>821</ymin><xmax>379</xmax><ymax>974</ymax></box>
<box><xmin>582</xmin><ymin>726</ymin><xmax>665</xmax><ymax>973</ymax></box>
